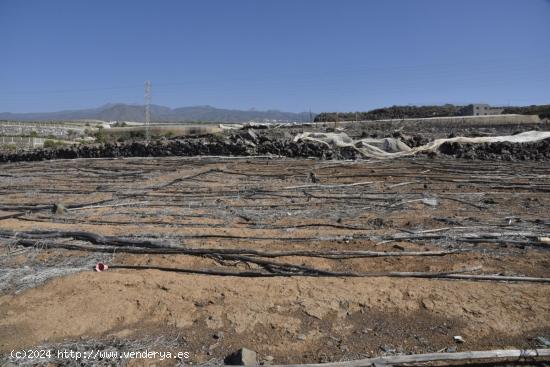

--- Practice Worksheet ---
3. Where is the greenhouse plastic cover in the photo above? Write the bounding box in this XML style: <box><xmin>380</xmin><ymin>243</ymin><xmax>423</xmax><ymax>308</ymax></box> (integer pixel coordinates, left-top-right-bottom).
<box><xmin>294</xmin><ymin>131</ymin><xmax>550</xmax><ymax>159</ymax></box>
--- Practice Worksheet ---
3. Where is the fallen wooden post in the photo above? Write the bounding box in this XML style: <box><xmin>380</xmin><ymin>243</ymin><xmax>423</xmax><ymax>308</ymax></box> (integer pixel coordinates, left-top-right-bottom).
<box><xmin>271</xmin><ymin>348</ymin><xmax>550</xmax><ymax>367</ymax></box>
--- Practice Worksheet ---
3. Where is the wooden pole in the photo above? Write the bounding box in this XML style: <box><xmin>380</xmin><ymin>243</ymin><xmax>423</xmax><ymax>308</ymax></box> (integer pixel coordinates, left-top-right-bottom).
<box><xmin>272</xmin><ymin>348</ymin><xmax>550</xmax><ymax>367</ymax></box>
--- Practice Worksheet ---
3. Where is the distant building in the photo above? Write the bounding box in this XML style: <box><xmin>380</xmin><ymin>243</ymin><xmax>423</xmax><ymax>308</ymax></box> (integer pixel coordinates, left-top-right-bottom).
<box><xmin>463</xmin><ymin>104</ymin><xmax>504</xmax><ymax>116</ymax></box>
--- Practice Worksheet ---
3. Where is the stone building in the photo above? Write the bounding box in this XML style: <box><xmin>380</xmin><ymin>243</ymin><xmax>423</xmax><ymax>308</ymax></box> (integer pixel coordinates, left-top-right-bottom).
<box><xmin>463</xmin><ymin>104</ymin><xmax>504</xmax><ymax>116</ymax></box>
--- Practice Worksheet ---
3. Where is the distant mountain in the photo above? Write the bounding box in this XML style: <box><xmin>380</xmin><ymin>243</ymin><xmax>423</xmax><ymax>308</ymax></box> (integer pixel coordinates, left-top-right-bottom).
<box><xmin>0</xmin><ymin>104</ymin><xmax>312</xmax><ymax>123</ymax></box>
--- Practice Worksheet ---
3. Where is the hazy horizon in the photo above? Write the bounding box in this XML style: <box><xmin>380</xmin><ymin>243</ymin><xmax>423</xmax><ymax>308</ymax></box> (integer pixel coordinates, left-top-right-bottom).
<box><xmin>5</xmin><ymin>100</ymin><xmax>548</xmax><ymax>117</ymax></box>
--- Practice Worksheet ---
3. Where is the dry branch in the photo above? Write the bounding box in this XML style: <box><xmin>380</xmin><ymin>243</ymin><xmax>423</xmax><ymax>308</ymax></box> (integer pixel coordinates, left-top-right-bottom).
<box><xmin>387</xmin><ymin>181</ymin><xmax>418</xmax><ymax>188</ymax></box>
<box><xmin>152</xmin><ymin>168</ymin><xmax>221</xmax><ymax>190</ymax></box>
<box><xmin>0</xmin><ymin>198</ymin><xmax>115</xmax><ymax>213</ymax></box>
<box><xmin>283</xmin><ymin>181</ymin><xmax>375</xmax><ymax>190</ymax></box>
<box><xmin>109</xmin><ymin>264</ymin><xmax>484</xmax><ymax>279</ymax></box>
<box><xmin>67</xmin><ymin>201</ymin><xmax>150</xmax><ymax>211</ymax></box>
<box><xmin>0</xmin><ymin>212</ymin><xmax>25</xmax><ymax>221</ymax></box>
<box><xmin>9</xmin><ymin>238</ymin><xmax>460</xmax><ymax>259</ymax></box>
<box><xmin>6</xmin><ymin>233</ymin><xmax>550</xmax><ymax>283</ymax></box>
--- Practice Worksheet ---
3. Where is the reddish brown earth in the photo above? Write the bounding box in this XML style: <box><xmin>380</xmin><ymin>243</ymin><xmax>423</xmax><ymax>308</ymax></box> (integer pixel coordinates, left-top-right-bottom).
<box><xmin>0</xmin><ymin>156</ymin><xmax>549</xmax><ymax>365</ymax></box>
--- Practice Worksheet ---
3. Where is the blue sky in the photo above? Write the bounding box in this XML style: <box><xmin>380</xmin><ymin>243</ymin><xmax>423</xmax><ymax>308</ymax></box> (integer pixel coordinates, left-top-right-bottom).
<box><xmin>0</xmin><ymin>0</ymin><xmax>549</xmax><ymax>113</ymax></box>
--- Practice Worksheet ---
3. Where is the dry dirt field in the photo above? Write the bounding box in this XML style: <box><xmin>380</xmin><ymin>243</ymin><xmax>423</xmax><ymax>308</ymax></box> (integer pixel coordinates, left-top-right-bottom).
<box><xmin>0</xmin><ymin>155</ymin><xmax>549</xmax><ymax>365</ymax></box>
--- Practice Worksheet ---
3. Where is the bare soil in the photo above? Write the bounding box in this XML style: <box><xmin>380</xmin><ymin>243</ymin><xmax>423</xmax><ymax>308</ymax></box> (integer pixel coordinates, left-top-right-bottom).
<box><xmin>0</xmin><ymin>156</ymin><xmax>549</xmax><ymax>365</ymax></box>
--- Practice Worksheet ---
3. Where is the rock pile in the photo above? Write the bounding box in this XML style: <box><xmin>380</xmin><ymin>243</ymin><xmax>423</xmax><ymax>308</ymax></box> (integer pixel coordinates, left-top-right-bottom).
<box><xmin>438</xmin><ymin>138</ymin><xmax>550</xmax><ymax>161</ymax></box>
<box><xmin>2</xmin><ymin>131</ymin><xmax>550</xmax><ymax>163</ymax></box>
<box><xmin>0</xmin><ymin>132</ymin><xmax>361</xmax><ymax>163</ymax></box>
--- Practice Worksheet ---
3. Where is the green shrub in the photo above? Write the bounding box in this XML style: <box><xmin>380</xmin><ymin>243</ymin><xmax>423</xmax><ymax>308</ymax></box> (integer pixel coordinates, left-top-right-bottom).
<box><xmin>43</xmin><ymin>140</ymin><xmax>56</xmax><ymax>148</ymax></box>
<box><xmin>44</xmin><ymin>140</ymin><xmax>60</xmax><ymax>148</ymax></box>
<box><xmin>43</xmin><ymin>140</ymin><xmax>66</xmax><ymax>149</ymax></box>
<box><xmin>129</xmin><ymin>130</ymin><xmax>146</xmax><ymax>139</ymax></box>
<box><xmin>94</xmin><ymin>127</ymin><xmax>106</xmax><ymax>143</ymax></box>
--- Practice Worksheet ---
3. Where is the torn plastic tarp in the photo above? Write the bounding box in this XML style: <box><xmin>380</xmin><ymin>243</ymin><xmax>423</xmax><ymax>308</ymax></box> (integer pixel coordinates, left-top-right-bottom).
<box><xmin>219</xmin><ymin>122</ymin><xmax>283</xmax><ymax>130</ymax></box>
<box><xmin>294</xmin><ymin>131</ymin><xmax>550</xmax><ymax>159</ymax></box>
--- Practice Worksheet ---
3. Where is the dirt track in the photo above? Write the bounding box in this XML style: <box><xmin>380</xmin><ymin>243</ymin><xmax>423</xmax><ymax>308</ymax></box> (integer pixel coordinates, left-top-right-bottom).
<box><xmin>0</xmin><ymin>156</ymin><xmax>549</xmax><ymax>365</ymax></box>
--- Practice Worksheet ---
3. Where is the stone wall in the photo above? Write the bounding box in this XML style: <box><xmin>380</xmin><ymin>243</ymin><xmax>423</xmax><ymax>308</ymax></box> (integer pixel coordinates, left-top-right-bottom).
<box><xmin>0</xmin><ymin>122</ymin><xmax>86</xmax><ymax>139</ymax></box>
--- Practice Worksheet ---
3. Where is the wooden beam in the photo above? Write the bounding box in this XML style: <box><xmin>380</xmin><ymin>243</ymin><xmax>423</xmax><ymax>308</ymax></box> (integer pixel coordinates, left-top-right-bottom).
<box><xmin>272</xmin><ymin>348</ymin><xmax>550</xmax><ymax>367</ymax></box>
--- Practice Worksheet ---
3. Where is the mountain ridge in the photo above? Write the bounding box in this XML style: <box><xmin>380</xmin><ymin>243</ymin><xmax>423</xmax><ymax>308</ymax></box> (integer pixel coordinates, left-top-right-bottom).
<box><xmin>0</xmin><ymin>103</ymin><xmax>312</xmax><ymax>123</ymax></box>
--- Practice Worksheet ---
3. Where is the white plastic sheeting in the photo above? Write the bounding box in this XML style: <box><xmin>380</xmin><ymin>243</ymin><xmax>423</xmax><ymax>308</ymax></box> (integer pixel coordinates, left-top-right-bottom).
<box><xmin>219</xmin><ymin>122</ymin><xmax>282</xmax><ymax>130</ymax></box>
<box><xmin>294</xmin><ymin>131</ymin><xmax>550</xmax><ymax>159</ymax></box>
